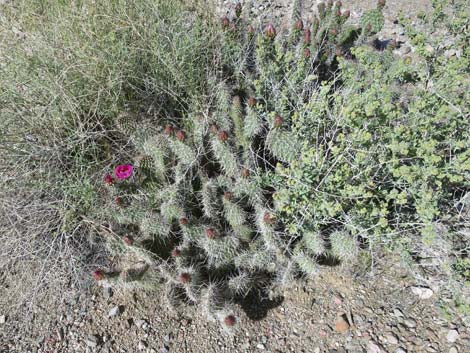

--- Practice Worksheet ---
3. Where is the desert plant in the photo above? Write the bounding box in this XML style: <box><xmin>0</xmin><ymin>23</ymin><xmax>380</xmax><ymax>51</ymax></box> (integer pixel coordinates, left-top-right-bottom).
<box><xmin>99</xmin><ymin>1</ymin><xmax>385</xmax><ymax>326</ymax></box>
<box><xmin>275</xmin><ymin>0</ymin><xmax>469</xmax><ymax>275</ymax></box>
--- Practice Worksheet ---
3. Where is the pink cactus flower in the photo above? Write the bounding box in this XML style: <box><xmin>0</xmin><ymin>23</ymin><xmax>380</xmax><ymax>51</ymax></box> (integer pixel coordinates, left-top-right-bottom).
<box><xmin>92</xmin><ymin>269</ymin><xmax>104</xmax><ymax>281</ymax></box>
<box><xmin>104</xmin><ymin>174</ymin><xmax>114</xmax><ymax>185</ymax></box>
<box><xmin>114</xmin><ymin>164</ymin><xmax>133</xmax><ymax>180</ymax></box>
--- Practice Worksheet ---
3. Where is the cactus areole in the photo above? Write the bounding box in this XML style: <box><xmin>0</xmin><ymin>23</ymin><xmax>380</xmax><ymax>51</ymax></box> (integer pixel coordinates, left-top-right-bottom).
<box><xmin>224</xmin><ymin>315</ymin><xmax>236</xmax><ymax>326</ymax></box>
<box><xmin>265</xmin><ymin>24</ymin><xmax>276</xmax><ymax>39</ymax></box>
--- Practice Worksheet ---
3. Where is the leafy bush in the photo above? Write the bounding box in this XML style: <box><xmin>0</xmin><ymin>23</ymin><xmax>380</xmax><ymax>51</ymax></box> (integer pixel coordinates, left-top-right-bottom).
<box><xmin>275</xmin><ymin>0</ymin><xmax>469</xmax><ymax>268</ymax></box>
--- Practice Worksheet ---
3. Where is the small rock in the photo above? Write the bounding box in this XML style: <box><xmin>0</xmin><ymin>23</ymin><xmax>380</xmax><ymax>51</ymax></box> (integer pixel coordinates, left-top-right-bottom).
<box><xmin>385</xmin><ymin>333</ymin><xmax>399</xmax><ymax>345</ymax></box>
<box><xmin>449</xmin><ymin>347</ymin><xmax>458</xmax><ymax>353</ymax></box>
<box><xmin>86</xmin><ymin>335</ymin><xmax>100</xmax><ymax>348</ymax></box>
<box><xmin>108</xmin><ymin>306</ymin><xmax>121</xmax><ymax>317</ymax></box>
<box><xmin>256</xmin><ymin>343</ymin><xmax>266</xmax><ymax>350</ymax></box>
<box><xmin>57</xmin><ymin>327</ymin><xmax>64</xmax><ymax>341</ymax></box>
<box><xmin>102</xmin><ymin>286</ymin><xmax>113</xmax><ymax>299</ymax></box>
<box><xmin>138</xmin><ymin>341</ymin><xmax>147</xmax><ymax>350</ymax></box>
<box><xmin>393</xmin><ymin>309</ymin><xmax>404</xmax><ymax>318</ymax></box>
<box><xmin>135</xmin><ymin>319</ymin><xmax>149</xmax><ymax>330</ymax></box>
<box><xmin>261</xmin><ymin>336</ymin><xmax>268</xmax><ymax>344</ymax></box>
<box><xmin>367</xmin><ymin>341</ymin><xmax>383</xmax><ymax>353</ymax></box>
<box><xmin>0</xmin><ymin>315</ymin><xmax>6</xmax><ymax>324</ymax></box>
<box><xmin>447</xmin><ymin>329</ymin><xmax>459</xmax><ymax>343</ymax></box>
<box><xmin>314</xmin><ymin>348</ymin><xmax>321</xmax><ymax>353</ymax></box>
<box><xmin>404</xmin><ymin>319</ymin><xmax>416</xmax><ymax>328</ymax></box>
<box><xmin>335</xmin><ymin>316</ymin><xmax>350</xmax><ymax>333</ymax></box>
<box><xmin>161</xmin><ymin>345</ymin><xmax>170</xmax><ymax>353</ymax></box>
<box><xmin>411</xmin><ymin>286</ymin><xmax>433</xmax><ymax>299</ymax></box>
<box><xmin>395</xmin><ymin>348</ymin><xmax>407</xmax><ymax>353</ymax></box>
<box><xmin>333</xmin><ymin>296</ymin><xmax>342</xmax><ymax>305</ymax></box>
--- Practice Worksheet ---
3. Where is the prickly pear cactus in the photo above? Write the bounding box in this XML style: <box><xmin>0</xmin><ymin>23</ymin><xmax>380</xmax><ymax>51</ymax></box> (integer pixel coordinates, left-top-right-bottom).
<box><xmin>97</xmin><ymin>0</ymin><xmax>377</xmax><ymax>327</ymax></box>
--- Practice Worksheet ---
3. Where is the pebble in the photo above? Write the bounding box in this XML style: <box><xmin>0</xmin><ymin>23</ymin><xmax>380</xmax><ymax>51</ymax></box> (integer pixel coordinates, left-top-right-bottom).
<box><xmin>135</xmin><ymin>319</ymin><xmax>149</xmax><ymax>330</ymax></box>
<box><xmin>395</xmin><ymin>348</ymin><xmax>407</xmax><ymax>353</ymax></box>
<box><xmin>257</xmin><ymin>343</ymin><xmax>266</xmax><ymax>350</ymax></box>
<box><xmin>385</xmin><ymin>333</ymin><xmax>399</xmax><ymax>345</ymax></box>
<box><xmin>393</xmin><ymin>309</ymin><xmax>404</xmax><ymax>318</ymax></box>
<box><xmin>86</xmin><ymin>335</ymin><xmax>100</xmax><ymax>347</ymax></box>
<box><xmin>411</xmin><ymin>286</ymin><xmax>433</xmax><ymax>300</ymax></box>
<box><xmin>404</xmin><ymin>319</ymin><xmax>416</xmax><ymax>328</ymax></box>
<box><xmin>261</xmin><ymin>336</ymin><xmax>268</xmax><ymax>344</ymax></box>
<box><xmin>334</xmin><ymin>316</ymin><xmax>350</xmax><ymax>333</ymax></box>
<box><xmin>138</xmin><ymin>340</ymin><xmax>147</xmax><ymax>350</ymax></box>
<box><xmin>108</xmin><ymin>306</ymin><xmax>121</xmax><ymax>317</ymax></box>
<box><xmin>161</xmin><ymin>345</ymin><xmax>170</xmax><ymax>353</ymax></box>
<box><xmin>367</xmin><ymin>341</ymin><xmax>383</xmax><ymax>353</ymax></box>
<box><xmin>103</xmin><ymin>286</ymin><xmax>113</xmax><ymax>299</ymax></box>
<box><xmin>449</xmin><ymin>347</ymin><xmax>458</xmax><ymax>353</ymax></box>
<box><xmin>0</xmin><ymin>315</ymin><xmax>6</xmax><ymax>324</ymax></box>
<box><xmin>446</xmin><ymin>329</ymin><xmax>459</xmax><ymax>343</ymax></box>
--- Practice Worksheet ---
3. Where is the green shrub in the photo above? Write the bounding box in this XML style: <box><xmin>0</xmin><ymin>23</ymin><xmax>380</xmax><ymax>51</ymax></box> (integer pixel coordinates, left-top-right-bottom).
<box><xmin>275</xmin><ymin>0</ymin><xmax>469</xmax><ymax>265</ymax></box>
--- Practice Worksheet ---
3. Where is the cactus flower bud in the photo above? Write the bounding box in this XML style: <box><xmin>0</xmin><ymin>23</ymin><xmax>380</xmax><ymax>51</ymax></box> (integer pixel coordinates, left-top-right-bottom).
<box><xmin>335</xmin><ymin>47</ymin><xmax>343</xmax><ymax>57</ymax></box>
<box><xmin>265</xmin><ymin>23</ymin><xmax>276</xmax><ymax>39</ymax></box>
<box><xmin>263</xmin><ymin>212</ymin><xmax>274</xmax><ymax>224</ymax></box>
<box><xmin>247</xmin><ymin>96</ymin><xmax>257</xmax><ymax>107</ymax></box>
<box><xmin>176</xmin><ymin>130</ymin><xmax>186</xmax><ymax>142</ymax></box>
<box><xmin>241</xmin><ymin>168</ymin><xmax>250</xmax><ymax>178</ymax></box>
<box><xmin>342</xmin><ymin>10</ymin><xmax>350</xmax><ymax>18</ymax></box>
<box><xmin>327</xmin><ymin>0</ymin><xmax>334</xmax><ymax>8</ymax></box>
<box><xmin>294</xmin><ymin>19</ymin><xmax>304</xmax><ymax>31</ymax></box>
<box><xmin>304</xmin><ymin>48</ymin><xmax>311</xmax><ymax>58</ymax></box>
<box><xmin>274</xmin><ymin>115</ymin><xmax>283</xmax><ymax>128</ymax></box>
<box><xmin>179</xmin><ymin>217</ymin><xmax>189</xmax><ymax>226</ymax></box>
<box><xmin>179</xmin><ymin>273</ymin><xmax>191</xmax><ymax>283</ymax></box>
<box><xmin>92</xmin><ymin>269</ymin><xmax>104</xmax><ymax>281</ymax></box>
<box><xmin>115</xmin><ymin>197</ymin><xmax>124</xmax><ymax>207</ymax></box>
<box><xmin>218</xmin><ymin>130</ymin><xmax>229</xmax><ymax>142</ymax></box>
<box><xmin>247</xmin><ymin>25</ymin><xmax>255</xmax><ymax>35</ymax></box>
<box><xmin>330</xmin><ymin>28</ymin><xmax>338</xmax><ymax>36</ymax></box>
<box><xmin>221</xmin><ymin>17</ymin><xmax>230</xmax><ymax>29</ymax></box>
<box><xmin>104</xmin><ymin>174</ymin><xmax>114</xmax><ymax>185</ymax></box>
<box><xmin>378</xmin><ymin>0</ymin><xmax>386</xmax><ymax>8</ymax></box>
<box><xmin>123</xmin><ymin>235</ymin><xmax>133</xmax><ymax>246</ymax></box>
<box><xmin>206</xmin><ymin>228</ymin><xmax>217</xmax><ymax>239</ymax></box>
<box><xmin>224</xmin><ymin>315</ymin><xmax>236</xmax><ymax>326</ymax></box>
<box><xmin>303</xmin><ymin>29</ymin><xmax>311</xmax><ymax>44</ymax></box>
<box><xmin>224</xmin><ymin>191</ymin><xmax>233</xmax><ymax>201</ymax></box>
<box><xmin>164</xmin><ymin>124</ymin><xmax>174</xmax><ymax>135</ymax></box>
<box><xmin>235</xmin><ymin>2</ymin><xmax>242</xmax><ymax>17</ymax></box>
<box><xmin>171</xmin><ymin>248</ymin><xmax>182</xmax><ymax>257</ymax></box>
<box><xmin>336</xmin><ymin>1</ymin><xmax>342</xmax><ymax>7</ymax></box>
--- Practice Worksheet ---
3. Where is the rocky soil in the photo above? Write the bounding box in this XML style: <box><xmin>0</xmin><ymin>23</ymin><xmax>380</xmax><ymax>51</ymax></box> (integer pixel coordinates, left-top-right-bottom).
<box><xmin>2</xmin><ymin>254</ymin><xmax>469</xmax><ymax>353</ymax></box>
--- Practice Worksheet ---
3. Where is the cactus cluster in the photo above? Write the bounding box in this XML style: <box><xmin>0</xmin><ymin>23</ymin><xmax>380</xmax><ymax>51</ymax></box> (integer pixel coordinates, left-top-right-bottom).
<box><xmin>97</xmin><ymin>1</ymin><xmax>385</xmax><ymax>327</ymax></box>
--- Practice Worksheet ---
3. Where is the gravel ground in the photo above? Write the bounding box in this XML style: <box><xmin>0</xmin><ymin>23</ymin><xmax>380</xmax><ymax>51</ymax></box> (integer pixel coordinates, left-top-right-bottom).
<box><xmin>2</xmin><ymin>255</ymin><xmax>469</xmax><ymax>353</ymax></box>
